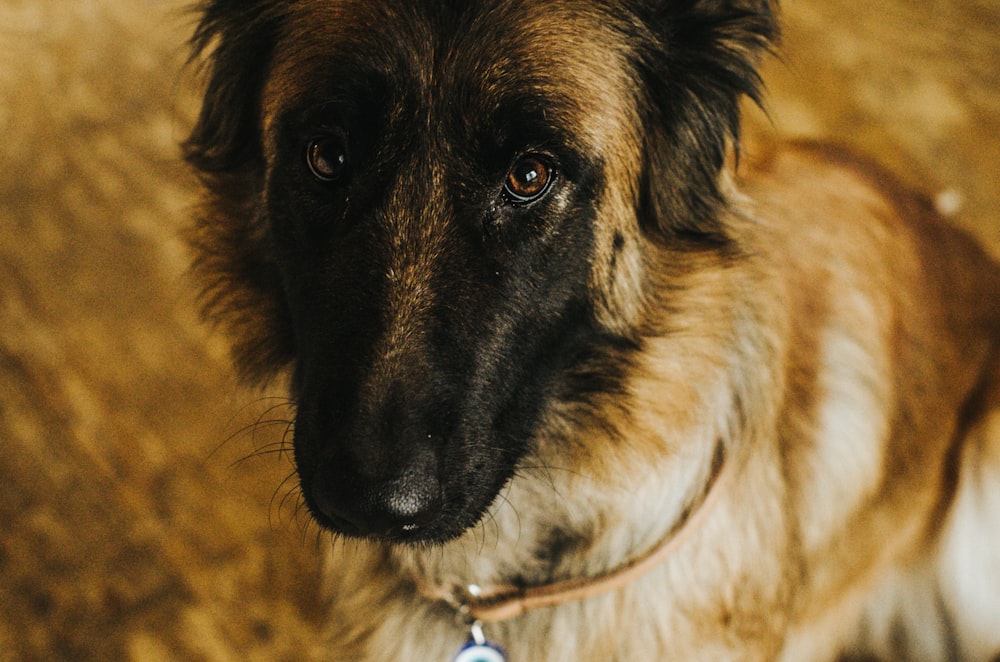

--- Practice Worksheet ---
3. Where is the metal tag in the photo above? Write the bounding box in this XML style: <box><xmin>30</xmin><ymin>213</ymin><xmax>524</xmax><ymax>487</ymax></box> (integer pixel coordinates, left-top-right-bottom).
<box><xmin>451</xmin><ymin>622</ymin><xmax>507</xmax><ymax>662</ymax></box>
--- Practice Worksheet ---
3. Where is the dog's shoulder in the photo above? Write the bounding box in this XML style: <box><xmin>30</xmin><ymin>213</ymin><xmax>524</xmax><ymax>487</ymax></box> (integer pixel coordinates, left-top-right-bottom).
<box><xmin>737</xmin><ymin>139</ymin><xmax>1000</xmax><ymax>319</ymax></box>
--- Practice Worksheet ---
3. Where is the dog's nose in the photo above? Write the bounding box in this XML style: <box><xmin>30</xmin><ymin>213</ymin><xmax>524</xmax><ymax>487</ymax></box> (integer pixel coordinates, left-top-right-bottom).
<box><xmin>310</xmin><ymin>461</ymin><xmax>444</xmax><ymax>538</ymax></box>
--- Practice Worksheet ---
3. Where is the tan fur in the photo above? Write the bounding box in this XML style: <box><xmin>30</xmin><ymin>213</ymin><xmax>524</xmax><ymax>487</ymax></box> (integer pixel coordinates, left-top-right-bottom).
<box><xmin>314</xmin><ymin>140</ymin><xmax>1000</xmax><ymax>660</ymax></box>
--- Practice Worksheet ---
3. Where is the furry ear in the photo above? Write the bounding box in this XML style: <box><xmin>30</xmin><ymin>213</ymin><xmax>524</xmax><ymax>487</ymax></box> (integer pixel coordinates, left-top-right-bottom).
<box><xmin>183</xmin><ymin>0</ymin><xmax>286</xmax><ymax>174</ymax></box>
<box><xmin>183</xmin><ymin>1</ymin><xmax>296</xmax><ymax>383</ymax></box>
<box><xmin>632</xmin><ymin>0</ymin><xmax>778</xmax><ymax>244</ymax></box>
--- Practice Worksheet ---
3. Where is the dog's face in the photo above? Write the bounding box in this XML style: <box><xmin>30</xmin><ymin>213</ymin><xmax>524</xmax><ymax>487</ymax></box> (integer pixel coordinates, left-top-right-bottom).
<box><xmin>185</xmin><ymin>0</ymin><xmax>774</xmax><ymax>543</ymax></box>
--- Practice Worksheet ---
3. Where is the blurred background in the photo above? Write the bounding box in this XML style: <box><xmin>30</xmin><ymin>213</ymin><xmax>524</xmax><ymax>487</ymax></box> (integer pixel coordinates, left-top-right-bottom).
<box><xmin>0</xmin><ymin>1</ymin><xmax>997</xmax><ymax>659</ymax></box>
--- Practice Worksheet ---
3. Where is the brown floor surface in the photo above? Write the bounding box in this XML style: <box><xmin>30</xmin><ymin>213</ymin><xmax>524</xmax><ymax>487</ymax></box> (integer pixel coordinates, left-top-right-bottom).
<box><xmin>1</xmin><ymin>1</ymin><xmax>998</xmax><ymax>660</ymax></box>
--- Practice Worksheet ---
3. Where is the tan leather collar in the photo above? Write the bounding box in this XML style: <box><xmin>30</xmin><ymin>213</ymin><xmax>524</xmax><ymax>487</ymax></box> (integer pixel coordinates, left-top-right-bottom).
<box><xmin>416</xmin><ymin>444</ymin><xmax>731</xmax><ymax>624</ymax></box>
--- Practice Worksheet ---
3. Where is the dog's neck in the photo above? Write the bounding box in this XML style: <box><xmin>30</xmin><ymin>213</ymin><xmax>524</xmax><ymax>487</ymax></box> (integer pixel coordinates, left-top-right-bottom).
<box><xmin>392</xmin><ymin>356</ymin><xmax>737</xmax><ymax>624</ymax></box>
<box><xmin>410</xmin><ymin>441</ymin><xmax>730</xmax><ymax>624</ymax></box>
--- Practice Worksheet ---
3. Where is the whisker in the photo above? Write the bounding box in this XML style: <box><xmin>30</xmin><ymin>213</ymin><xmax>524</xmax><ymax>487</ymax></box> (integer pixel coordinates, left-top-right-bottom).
<box><xmin>276</xmin><ymin>474</ymin><xmax>304</xmax><ymax>526</ymax></box>
<box><xmin>207</xmin><ymin>396</ymin><xmax>295</xmax><ymax>457</ymax></box>
<box><xmin>205</xmin><ymin>397</ymin><xmax>296</xmax><ymax>459</ymax></box>
<box><xmin>279</xmin><ymin>420</ymin><xmax>296</xmax><ymax>461</ymax></box>
<box><xmin>227</xmin><ymin>441</ymin><xmax>291</xmax><ymax>470</ymax></box>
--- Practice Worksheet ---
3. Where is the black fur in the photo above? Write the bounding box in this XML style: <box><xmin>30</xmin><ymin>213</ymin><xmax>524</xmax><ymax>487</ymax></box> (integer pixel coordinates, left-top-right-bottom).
<box><xmin>184</xmin><ymin>0</ymin><xmax>777</xmax><ymax>542</ymax></box>
<box><xmin>634</xmin><ymin>0</ymin><xmax>777</xmax><ymax>243</ymax></box>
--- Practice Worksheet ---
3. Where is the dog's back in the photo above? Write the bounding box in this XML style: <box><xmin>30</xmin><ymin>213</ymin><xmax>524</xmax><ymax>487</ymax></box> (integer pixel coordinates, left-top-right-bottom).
<box><xmin>741</xmin><ymin>142</ymin><xmax>1000</xmax><ymax>661</ymax></box>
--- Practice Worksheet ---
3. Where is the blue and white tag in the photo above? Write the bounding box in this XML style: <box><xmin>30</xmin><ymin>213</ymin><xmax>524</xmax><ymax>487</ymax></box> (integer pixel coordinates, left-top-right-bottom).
<box><xmin>452</xmin><ymin>640</ymin><xmax>507</xmax><ymax>662</ymax></box>
<box><xmin>451</xmin><ymin>622</ymin><xmax>507</xmax><ymax>662</ymax></box>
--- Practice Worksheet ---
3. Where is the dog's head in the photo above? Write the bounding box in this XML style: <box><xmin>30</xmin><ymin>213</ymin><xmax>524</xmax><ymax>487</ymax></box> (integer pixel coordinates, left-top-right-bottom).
<box><xmin>185</xmin><ymin>0</ymin><xmax>775</xmax><ymax>543</ymax></box>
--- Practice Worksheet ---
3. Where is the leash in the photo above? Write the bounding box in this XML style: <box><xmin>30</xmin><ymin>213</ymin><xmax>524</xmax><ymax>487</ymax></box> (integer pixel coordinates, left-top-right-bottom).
<box><xmin>413</xmin><ymin>444</ymin><xmax>733</xmax><ymax>659</ymax></box>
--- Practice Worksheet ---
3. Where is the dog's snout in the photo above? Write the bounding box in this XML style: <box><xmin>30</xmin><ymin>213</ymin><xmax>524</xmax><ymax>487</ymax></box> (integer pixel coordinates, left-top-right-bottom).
<box><xmin>310</xmin><ymin>449</ymin><xmax>444</xmax><ymax>539</ymax></box>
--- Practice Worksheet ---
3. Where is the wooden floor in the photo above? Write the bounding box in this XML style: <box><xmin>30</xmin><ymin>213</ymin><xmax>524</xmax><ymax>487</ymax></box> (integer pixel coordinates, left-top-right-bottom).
<box><xmin>1</xmin><ymin>1</ymin><xmax>997</xmax><ymax>659</ymax></box>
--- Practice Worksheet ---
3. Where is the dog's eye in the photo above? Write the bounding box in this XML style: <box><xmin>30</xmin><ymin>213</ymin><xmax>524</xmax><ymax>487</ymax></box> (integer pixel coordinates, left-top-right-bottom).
<box><xmin>305</xmin><ymin>136</ymin><xmax>347</xmax><ymax>182</ymax></box>
<box><xmin>503</xmin><ymin>155</ymin><xmax>554</xmax><ymax>203</ymax></box>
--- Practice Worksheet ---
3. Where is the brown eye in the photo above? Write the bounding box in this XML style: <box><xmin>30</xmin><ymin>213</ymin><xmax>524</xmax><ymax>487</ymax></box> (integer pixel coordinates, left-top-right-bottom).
<box><xmin>306</xmin><ymin>137</ymin><xmax>347</xmax><ymax>182</ymax></box>
<box><xmin>504</xmin><ymin>155</ymin><xmax>554</xmax><ymax>203</ymax></box>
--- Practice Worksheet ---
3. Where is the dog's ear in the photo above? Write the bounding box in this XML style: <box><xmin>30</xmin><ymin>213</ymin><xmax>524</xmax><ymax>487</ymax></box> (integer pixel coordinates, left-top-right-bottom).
<box><xmin>632</xmin><ymin>0</ymin><xmax>778</xmax><ymax>245</ymax></box>
<box><xmin>183</xmin><ymin>1</ymin><xmax>285</xmax><ymax>174</ymax></box>
<box><xmin>183</xmin><ymin>1</ymin><xmax>296</xmax><ymax>383</ymax></box>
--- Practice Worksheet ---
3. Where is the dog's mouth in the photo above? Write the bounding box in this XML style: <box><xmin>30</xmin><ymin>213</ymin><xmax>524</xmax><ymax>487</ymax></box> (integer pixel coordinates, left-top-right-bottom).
<box><xmin>309</xmin><ymin>481</ymin><xmax>446</xmax><ymax>543</ymax></box>
<box><xmin>298</xmin><ymin>457</ymin><xmax>516</xmax><ymax>544</ymax></box>
<box><xmin>291</xmin><ymin>393</ymin><xmax>524</xmax><ymax>544</ymax></box>
<box><xmin>307</xmin><ymin>466</ymin><xmax>442</xmax><ymax>541</ymax></box>
<box><xmin>305</xmin><ymin>462</ymin><xmax>466</xmax><ymax>544</ymax></box>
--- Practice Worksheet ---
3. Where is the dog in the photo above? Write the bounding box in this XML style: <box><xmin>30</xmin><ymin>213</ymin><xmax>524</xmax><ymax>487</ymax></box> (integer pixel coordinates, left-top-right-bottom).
<box><xmin>183</xmin><ymin>0</ymin><xmax>1000</xmax><ymax>659</ymax></box>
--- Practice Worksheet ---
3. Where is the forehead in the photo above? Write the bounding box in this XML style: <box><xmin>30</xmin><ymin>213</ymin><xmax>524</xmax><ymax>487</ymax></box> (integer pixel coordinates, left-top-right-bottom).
<box><xmin>262</xmin><ymin>0</ymin><xmax>638</xmax><ymax>152</ymax></box>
